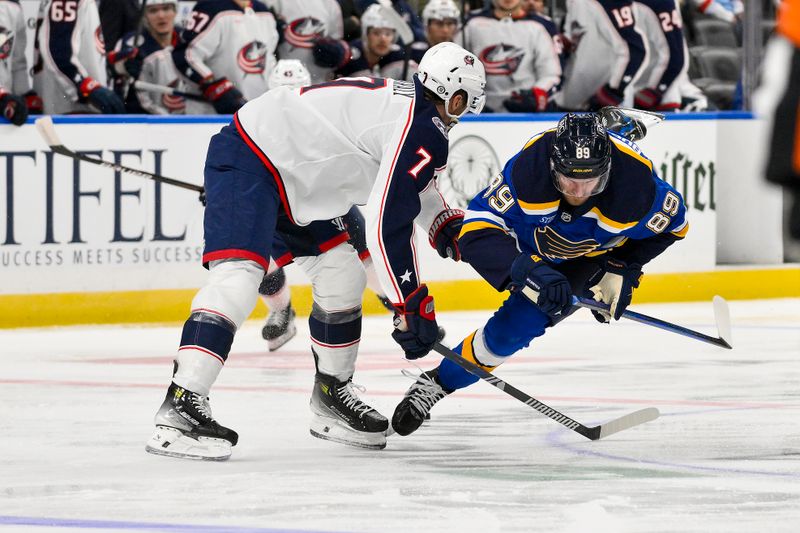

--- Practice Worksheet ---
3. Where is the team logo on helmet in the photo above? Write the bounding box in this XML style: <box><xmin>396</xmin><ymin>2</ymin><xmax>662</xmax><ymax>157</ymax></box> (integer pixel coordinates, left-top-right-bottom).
<box><xmin>463</xmin><ymin>55</ymin><xmax>474</xmax><ymax>66</ymax></box>
<box><xmin>479</xmin><ymin>44</ymin><xmax>524</xmax><ymax>76</ymax></box>
<box><xmin>285</xmin><ymin>17</ymin><xmax>326</xmax><ymax>49</ymax></box>
<box><xmin>94</xmin><ymin>26</ymin><xmax>105</xmax><ymax>55</ymax></box>
<box><xmin>161</xmin><ymin>80</ymin><xmax>186</xmax><ymax>112</ymax></box>
<box><xmin>0</xmin><ymin>27</ymin><xmax>13</xmax><ymax>60</ymax></box>
<box><xmin>237</xmin><ymin>41</ymin><xmax>268</xmax><ymax>74</ymax></box>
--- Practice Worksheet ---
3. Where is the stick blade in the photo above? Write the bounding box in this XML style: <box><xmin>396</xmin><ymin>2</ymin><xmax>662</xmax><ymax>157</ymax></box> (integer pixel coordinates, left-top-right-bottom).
<box><xmin>712</xmin><ymin>295</ymin><xmax>733</xmax><ymax>349</ymax></box>
<box><xmin>34</xmin><ymin>116</ymin><xmax>61</xmax><ymax>148</ymax></box>
<box><xmin>596</xmin><ymin>407</ymin><xmax>660</xmax><ymax>440</ymax></box>
<box><xmin>376</xmin><ymin>3</ymin><xmax>415</xmax><ymax>44</ymax></box>
<box><xmin>613</xmin><ymin>107</ymin><xmax>666</xmax><ymax>128</ymax></box>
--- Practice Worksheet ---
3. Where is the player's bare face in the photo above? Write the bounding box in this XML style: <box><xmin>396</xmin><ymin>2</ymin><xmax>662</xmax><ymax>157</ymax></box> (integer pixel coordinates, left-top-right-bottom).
<box><xmin>493</xmin><ymin>0</ymin><xmax>522</xmax><ymax>15</ymax></box>
<box><xmin>426</xmin><ymin>19</ymin><xmax>458</xmax><ymax>46</ymax></box>
<box><xmin>145</xmin><ymin>5</ymin><xmax>176</xmax><ymax>36</ymax></box>
<box><xmin>555</xmin><ymin>173</ymin><xmax>600</xmax><ymax>206</ymax></box>
<box><xmin>367</xmin><ymin>28</ymin><xmax>395</xmax><ymax>57</ymax></box>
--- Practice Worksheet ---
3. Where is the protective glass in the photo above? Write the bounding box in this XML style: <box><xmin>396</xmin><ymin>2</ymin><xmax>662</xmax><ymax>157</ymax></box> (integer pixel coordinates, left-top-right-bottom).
<box><xmin>552</xmin><ymin>168</ymin><xmax>610</xmax><ymax>198</ymax></box>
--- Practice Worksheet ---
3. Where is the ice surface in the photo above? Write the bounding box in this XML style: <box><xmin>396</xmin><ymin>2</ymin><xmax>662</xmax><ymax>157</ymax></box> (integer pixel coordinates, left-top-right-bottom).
<box><xmin>1</xmin><ymin>299</ymin><xmax>799</xmax><ymax>533</ymax></box>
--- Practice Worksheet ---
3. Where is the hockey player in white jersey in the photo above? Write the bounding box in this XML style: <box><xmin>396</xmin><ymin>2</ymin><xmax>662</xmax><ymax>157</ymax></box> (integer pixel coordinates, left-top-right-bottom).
<box><xmin>145</xmin><ymin>42</ymin><xmax>486</xmax><ymax>460</ymax></box>
<box><xmin>631</xmin><ymin>0</ymin><xmax>688</xmax><ymax>111</ymax></box>
<box><xmin>109</xmin><ymin>0</ymin><xmax>186</xmax><ymax>114</ymax></box>
<box><xmin>558</xmin><ymin>0</ymin><xmax>647</xmax><ymax>110</ymax></box>
<box><xmin>422</xmin><ymin>0</ymin><xmax>460</xmax><ymax>47</ymax></box>
<box><xmin>0</xmin><ymin>0</ymin><xmax>41</xmax><ymax>125</ymax></box>
<box><xmin>33</xmin><ymin>0</ymin><xmax>125</xmax><ymax>114</ymax></box>
<box><xmin>457</xmin><ymin>0</ymin><xmax>561</xmax><ymax>112</ymax></box>
<box><xmin>172</xmin><ymin>0</ymin><xmax>279</xmax><ymax>114</ymax></box>
<box><xmin>265</xmin><ymin>0</ymin><xmax>344</xmax><ymax>83</ymax></box>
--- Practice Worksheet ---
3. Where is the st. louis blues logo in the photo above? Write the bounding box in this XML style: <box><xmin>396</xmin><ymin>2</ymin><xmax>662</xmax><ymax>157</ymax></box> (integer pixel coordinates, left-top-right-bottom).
<box><xmin>161</xmin><ymin>80</ymin><xmax>186</xmax><ymax>112</ymax></box>
<box><xmin>94</xmin><ymin>26</ymin><xmax>105</xmax><ymax>55</ymax></box>
<box><xmin>237</xmin><ymin>41</ymin><xmax>268</xmax><ymax>74</ymax></box>
<box><xmin>479</xmin><ymin>44</ymin><xmax>524</xmax><ymax>76</ymax></box>
<box><xmin>285</xmin><ymin>17</ymin><xmax>326</xmax><ymax>49</ymax></box>
<box><xmin>0</xmin><ymin>27</ymin><xmax>12</xmax><ymax>60</ymax></box>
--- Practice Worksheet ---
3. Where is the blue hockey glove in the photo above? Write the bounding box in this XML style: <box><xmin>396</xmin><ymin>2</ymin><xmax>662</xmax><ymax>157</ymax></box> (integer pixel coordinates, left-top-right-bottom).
<box><xmin>391</xmin><ymin>284</ymin><xmax>439</xmax><ymax>360</ymax></box>
<box><xmin>79</xmin><ymin>78</ymin><xmax>126</xmax><ymax>114</ymax></box>
<box><xmin>108</xmin><ymin>44</ymin><xmax>142</xmax><ymax>78</ymax></box>
<box><xmin>587</xmin><ymin>257</ymin><xmax>643</xmax><ymax>322</ymax></box>
<box><xmin>0</xmin><ymin>91</ymin><xmax>28</xmax><ymax>126</ymax></box>
<box><xmin>200</xmin><ymin>77</ymin><xmax>247</xmax><ymax>114</ymax></box>
<box><xmin>312</xmin><ymin>38</ymin><xmax>351</xmax><ymax>69</ymax></box>
<box><xmin>510</xmin><ymin>254</ymin><xmax>572</xmax><ymax>320</ymax></box>
<box><xmin>428</xmin><ymin>209</ymin><xmax>464</xmax><ymax>261</ymax></box>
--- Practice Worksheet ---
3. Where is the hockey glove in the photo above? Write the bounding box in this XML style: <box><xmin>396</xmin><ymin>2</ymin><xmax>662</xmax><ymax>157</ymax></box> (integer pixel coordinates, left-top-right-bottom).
<box><xmin>589</xmin><ymin>83</ymin><xmax>624</xmax><ymax>110</ymax></box>
<box><xmin>633</xmin><ymin>87</ymin><xmax>663</xmax><ymax>110</ymax></box>
<box><xmin>502</xmin><ymin>87</ymin><xmax>548</xmax><ymax>113</ymax></box>
<box><xmin>587</xmin><ymin>257</ymin><xmax>643</xmax><ymax>322</ymax></box>
<box><xmin>108</xmin><ymin>44</ymin><xmax>142</xmax><ymax>78</ymax></box>
<box><xmin>80</xmin><ymin>78</ymin><xmax>126</xmax><ymax>114</ymax></box>
<box><xmin>200</xmin><ymin>77</ymin><xmax>247</xmax><ymax>114</ymax></box>
<box><xmin>510</xmin><ymin>254</ymin><xmax>572</xmax><ymax>320</ymax></box>
<box><xmin>24</xmin><ymin>91</ymin><xmax>43</xmax><ymax>115</ymax></box>
<box><xmin>597</xmin><ymin>106</ymin><xmax>646</xmax><ymax>142</ymax></box>
<box><xmin>428</xmin><ymin>208</ymin><xmax>464</xmax><ymax>261</ymax></box>
<box><xmin>312</xmin><ymin>38</ymin><xmax>351</xmax><ymax>69</ymax></box>
<box><xmin>391</xmin><ymin>284</ymin><xmax>439</xmax><ymax>360</ymax></box>
<box><xmin>0</xmin><ymin>91</ymin><xmax>28</xmax><ymax>126</ymax></box>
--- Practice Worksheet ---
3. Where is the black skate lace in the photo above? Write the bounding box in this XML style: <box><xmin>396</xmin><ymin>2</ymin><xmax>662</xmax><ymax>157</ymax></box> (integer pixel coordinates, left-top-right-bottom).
<box><xmin>401</xmin><ymin>369</ymin><xmax>447</xmax><ymax>415</ymax></box>
<box><xmin>336</xmin><ymin>381</ymin><xmax>374</xmax><ymax>418</ymax></box>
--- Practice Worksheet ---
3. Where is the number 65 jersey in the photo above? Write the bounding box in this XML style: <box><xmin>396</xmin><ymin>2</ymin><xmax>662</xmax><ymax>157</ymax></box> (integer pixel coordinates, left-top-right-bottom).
<box><xmin>458</xmin><ymin>130</ymin><xmax>689</xmax><ymax>291</ymax></box>
<box><xmin>235</xmin><ymin>75</ymin><xmax>454</xmax><ymax>303</ymax></box>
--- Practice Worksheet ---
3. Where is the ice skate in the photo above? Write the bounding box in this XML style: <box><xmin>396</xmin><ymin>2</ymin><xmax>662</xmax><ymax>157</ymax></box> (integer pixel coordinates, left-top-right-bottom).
<box><xmin>391</xmin><ymin>368</ymin><xmax>453</xmax><ymax>436</ymax></box>
<box><xmin>309</xmin><ymin>371</ymin><xmax>389</xmax><ymax>450</ymax></box>
<box><xmin>261</xmin><ymin>304</ymin><xmax>297</xmax><ymax>351</ymax></box>
<box><xmin>145</xmin><ymin>382</ymin><xmax>238</xmax><ymax>461</ymax></box>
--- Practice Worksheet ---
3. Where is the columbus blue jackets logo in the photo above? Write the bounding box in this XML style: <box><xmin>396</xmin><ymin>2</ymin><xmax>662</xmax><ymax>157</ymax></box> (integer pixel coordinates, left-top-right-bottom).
<box><xmin>0</xmin><ymin>27</ymin><xmax>12</xmax><ymax>60</ymax></box>
<box><xmin>464</xmin><ymin>55</ymin><xmax>474</xmax><ymax>66</ymax></box>
<box><xmin>237</xmin><ymin>41</ymin><xmax>268</xmax><ymax>74</ymax></box>
<box><xmin>479</xmin><ymin>44</ymin><xmax>524</xmax><ymax>76</ymax></box>
<box><xmin>285</xmin><ymin>17</ymin><xmax>326</xmax><ymax>49</ymax></box>
<box><xmin>161</xmin><ymin>80</ymin><xmax>186</xmax><ymax>112</ymax></box>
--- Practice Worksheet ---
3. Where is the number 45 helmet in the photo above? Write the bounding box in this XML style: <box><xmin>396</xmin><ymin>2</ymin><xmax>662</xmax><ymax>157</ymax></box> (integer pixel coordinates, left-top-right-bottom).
<box><xmin>417</xmin><ymin>42</ymin><xmax>486</xmax><ymax>119</ymax></box>
<box><xmin>550</xmin><ymin>113</ymin><xmax>612</xmax><ymax>197</ymax></box>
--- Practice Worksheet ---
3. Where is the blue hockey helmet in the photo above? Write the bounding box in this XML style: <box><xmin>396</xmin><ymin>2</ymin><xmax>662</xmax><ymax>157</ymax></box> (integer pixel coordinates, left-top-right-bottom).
<box><xmin>550</xmin><ymin>113</ymin><xmax>611</xmax><ymax>198</ymax></box>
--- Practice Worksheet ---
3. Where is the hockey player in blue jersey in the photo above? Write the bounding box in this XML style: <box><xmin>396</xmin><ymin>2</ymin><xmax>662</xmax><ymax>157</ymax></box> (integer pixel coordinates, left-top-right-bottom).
<box><xmin>391</xmin><ymin>112</ymin><xmax>689</xmax><ymax>436</ymax></box>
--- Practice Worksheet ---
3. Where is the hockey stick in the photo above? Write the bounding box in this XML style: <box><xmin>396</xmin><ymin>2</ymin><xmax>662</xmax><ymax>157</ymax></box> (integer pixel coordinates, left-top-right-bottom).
<box><xmin>432</xmin><ymin>342</ymin><xmax>660</xmax><ymax>440</ymax></box>
<box><xmin>573</xmin><ymin>295</ymin><xmax>733</xmax><ymax>349</ymax></box>
<box><xmin>132</xmin><ymin>80</ymin><xmax>205</xmax><ymax>102</ymax></box>
<box><xmin>34</xmin><ymin>116</ymin><xmax>205</xmax><ymax>200</ymax></box>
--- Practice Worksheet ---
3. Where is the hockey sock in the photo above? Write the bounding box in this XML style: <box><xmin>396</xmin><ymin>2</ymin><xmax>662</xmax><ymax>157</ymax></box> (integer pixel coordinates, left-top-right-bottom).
<box><xmin>438</xmin><ymin>330</ymin><xmax>494</xmax><ymax>390</ymax></box>
<box><xmin>173</xmin><ymin>311</ymin><xmax>235</xmax><ymax>396</ymax></box>
<box><xmin>309</xmin><ymin>304</ymin><xmax>362</xmax><ymax>382</ymax></box>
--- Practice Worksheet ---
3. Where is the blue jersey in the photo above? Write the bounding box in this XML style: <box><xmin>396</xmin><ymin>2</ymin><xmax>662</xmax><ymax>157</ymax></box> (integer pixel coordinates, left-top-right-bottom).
<box><xmin>459</xmin><ymin>130</ymin><xmax>689</xmax><ymax>290</ymax></box>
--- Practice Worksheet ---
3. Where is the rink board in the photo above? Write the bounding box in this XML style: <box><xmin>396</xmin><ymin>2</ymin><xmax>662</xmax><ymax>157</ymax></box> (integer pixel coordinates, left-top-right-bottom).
<box><xmin>0</xmin><ymin>113</ymin><xmax>792</xmax><ymax>327</ymax></box>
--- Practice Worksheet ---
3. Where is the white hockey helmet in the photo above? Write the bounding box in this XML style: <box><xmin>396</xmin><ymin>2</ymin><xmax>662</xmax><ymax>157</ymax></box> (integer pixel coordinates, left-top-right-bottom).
<box><xmin>417</xmin><ymin>42</ymin><xmax>486</xmax><ymax>119</ymax></box>
<box><xmin>361</xmin><ymin>4</ymin><xmax>397</xmax><ymax>42</ymax></box>
<box><xmin>144</xmin><ymin>0</ymin><xmax>178</xmax><ymax>7</ymax></box>
<box><xmin>268</xmin><ymin>59</ymin><xmax>312</xmax><ymax>90</ymax></box>
<box><xmin>422</xmin><ymin>0</ymin><xmax>460</xmax><ymax>26</ymax></box>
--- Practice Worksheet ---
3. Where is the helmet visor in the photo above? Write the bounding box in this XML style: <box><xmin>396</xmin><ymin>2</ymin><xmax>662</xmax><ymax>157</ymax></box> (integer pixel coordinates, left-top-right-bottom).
<box><xmin>552</xmin><ymin>168</ymin><xmax>610</xmax><ymax>198</ymax></box>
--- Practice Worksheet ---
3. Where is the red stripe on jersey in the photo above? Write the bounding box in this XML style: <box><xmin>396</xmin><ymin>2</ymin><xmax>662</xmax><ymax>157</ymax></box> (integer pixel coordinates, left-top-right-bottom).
<box><xmin>233</xmin><ymin>113</ymin><xmax>296</xmax><ymax>225</ymax></box>
<box><xmin>358</xmin><ymin>249</ymin><xmax>371</xmax><ymax>261</ymax></box>
<box><xmin>274</xmin><ymin>252</ymin><xmax>294</xmax><ymax>268</ymax></box>
<box><xmin>699</xmin><ymin>0</ymin><xmax>713</xmax><ymax>12</ymax></box>
<box><xmin>203</xmin><ymin>248</ymin><xmax>269</xmax><ymax>270</ymax></box>
<box><xmin>375</xmin><ymin>102</ymin><xmax>415</xmax><ymax>302</ymax></box>
<box><xmin>318</xmin><ymin>232</ymin><xmax>350</xmax><ymax>252</ymax></box>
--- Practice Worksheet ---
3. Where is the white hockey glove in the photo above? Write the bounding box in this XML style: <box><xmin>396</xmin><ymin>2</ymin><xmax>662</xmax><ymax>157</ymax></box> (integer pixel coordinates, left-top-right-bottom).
<box><xmin>588</xmin><ymin>258</ymin><xmax>643</xmax><ymax>322</ymax></box>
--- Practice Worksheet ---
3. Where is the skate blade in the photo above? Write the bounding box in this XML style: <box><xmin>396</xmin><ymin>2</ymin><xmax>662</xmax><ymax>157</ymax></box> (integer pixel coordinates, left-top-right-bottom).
<box><xmin>266</xmin><ymin>323</ymin><xmax>298</xmax><ymax>351</ymax></box>
<box><xmin>309</xmin><ymin>414</ymin><xmax>387</xmax><ymax>450</ymax></box>
<box><xmin>145</xmin><ymin>426</ymin><xmax>232</xmax><ymax>461</ymax></box>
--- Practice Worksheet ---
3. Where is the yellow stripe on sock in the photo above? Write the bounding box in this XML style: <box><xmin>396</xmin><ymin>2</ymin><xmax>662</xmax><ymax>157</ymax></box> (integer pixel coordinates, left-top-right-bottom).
<box><xmin>460</xmin><ymin>330</ymin><xmax>497</xmax><ymax>372</ymax></box>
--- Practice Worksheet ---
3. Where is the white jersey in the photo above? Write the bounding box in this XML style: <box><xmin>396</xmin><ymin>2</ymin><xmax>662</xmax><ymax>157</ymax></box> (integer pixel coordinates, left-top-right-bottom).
<box><xmin>235</xmin><ymin>76</ymin><xmax>454</xmax><ymax>303</ymax></box>
<box><xmin>122</xmin><ymin>30</ymin><xmax>186</xmax><ymax>115</ymax></box>
<box><xmin>633</xmin><ymin>0</ymin><xmax>687</xmax><ymax>108</ymax></box>
<box><xmin>457</xmin><ymin>10</ymin><xmax>561</xmax><ymax>112</ymax></box>
<box><xmin>33</xmin><ymin>0</ymin><xmax>108</xmax><ymax>114</ymax></box>
<box><xmin>0</xmin><ymin>0</ymin><xmax>30</xmax><ymax>95</ymax></box>
<box><xmin>173</xmin><ymin>0</ymin><xmax>279</xmax><ymax>113</ymax></box>
<box><xmin>264</xmin><ymin>0</ymin><xmax>343</xmax><ymax>83</ymax></box>
<box><xmin>558</xmin><ymin>0</ymin><xmax>647</xmax><ymax>109</ymax></box>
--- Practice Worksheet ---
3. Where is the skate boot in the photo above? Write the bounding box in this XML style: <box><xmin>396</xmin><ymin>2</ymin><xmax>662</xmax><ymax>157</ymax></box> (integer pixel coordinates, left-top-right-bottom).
<box><xmin>261</xmin><ymin>304</ymin><xmax>297</xmax><ymax>351</ymax></box>
<box><xmin>309</xmin><ymin>372</ymin><xmax>389</xmax><ymax>450</ymax></box>
<box><xmin>145</xmin><ymin>382</ymin><xmax>238</xmax><ymax>461</ymax></box>
<box><xmin>391</xmin><ymin>368</ymin><xmax>453</xmax><ymax>436</ymax></box>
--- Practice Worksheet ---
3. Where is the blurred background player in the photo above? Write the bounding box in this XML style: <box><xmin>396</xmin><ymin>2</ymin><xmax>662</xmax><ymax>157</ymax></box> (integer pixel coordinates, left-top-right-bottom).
<box><xmin>356</xmin><ymin>0</ymin><xmax>426</xmax><ymax>42</ymax></box>
<box><xmin>34</xmin><ymin>0</ymin><xmax>125</xmax><ymax>114</ymax></box>
<box><xmin>391</xmin><ymin>112</ymin><xmax>689</xmax><ymax>436</ymax></box>
<box><xmin>631</xmin><ymin>0</ymin><xmax>688</xmax><ymax>112</ymax></box>
<box><xmin>457</xmin><ymin>0</ymin><xmax>561</xmax><ymax>113</ymax></box>
<box><xmin>557</xmin><ymin>0</ymin><xmax>647</xmax><ymax>110</ymax></box>
<box><xmin>265</xmin><ymin>0</ymin><xmax>345</xmax><ymax>83</ymax></box>
<box><xmin>108</xmin><ymin>0</ymin><xmax>186</xmax><ymax>114</ymax></box>
<box><xmin>421</xmin><ymin>0</ymin><xmax>460</xmax><ymax>47</ymax></box>
<box><xmin>1</xmin><ymin>0</ymin><xmax>41</xmax><ymax>126</ymax></box>
<box><xmin>172</xmin><ymin>0</ymin><xmax>279</xmax><ymax>114</ymax></box>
